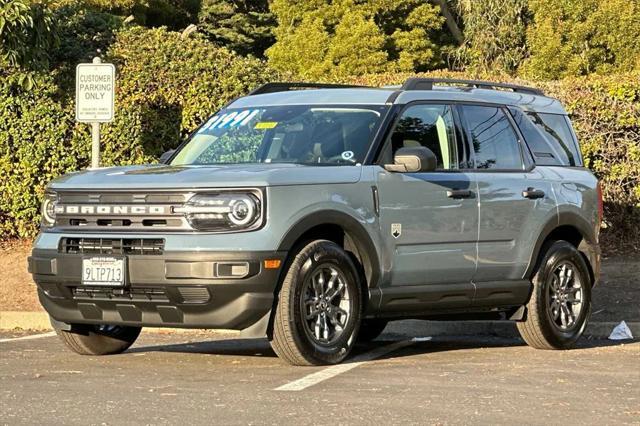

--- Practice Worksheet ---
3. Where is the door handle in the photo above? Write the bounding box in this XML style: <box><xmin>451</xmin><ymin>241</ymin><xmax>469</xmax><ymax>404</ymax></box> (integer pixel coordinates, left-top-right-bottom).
<box><xmin>447</xmin><ymin>189</ymin><xmax>472</xmax><ymax>199</ymax></box>
<box><xmin>522</xmin><ymin>187</ymin><xmax>545</xmax><ymax>199</ymax></box>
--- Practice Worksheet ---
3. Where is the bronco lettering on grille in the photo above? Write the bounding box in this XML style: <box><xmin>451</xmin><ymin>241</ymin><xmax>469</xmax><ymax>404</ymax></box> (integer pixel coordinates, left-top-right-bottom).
<box><xmin>55</xmin><ymin>205</ymin><xmax>168</xmax><ymax>215</ymax></box>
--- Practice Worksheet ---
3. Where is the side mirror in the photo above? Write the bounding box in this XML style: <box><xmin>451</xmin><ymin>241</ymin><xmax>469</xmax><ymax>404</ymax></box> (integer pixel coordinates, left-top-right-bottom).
<box><xmin>384</xmin><ymin>146</ymin><xmax>437</xmax><ymax>173</ymax></box>
<box><xmin>159</xmin><ymin>150</ymin><xmax>175</xmax><ymax>164</ymax></box>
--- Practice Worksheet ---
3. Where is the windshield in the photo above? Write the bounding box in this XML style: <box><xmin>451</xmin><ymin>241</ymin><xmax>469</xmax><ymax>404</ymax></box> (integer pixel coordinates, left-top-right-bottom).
<box><xmin>170</xmin><ymin>105</ymin><xmax>388</xmax><ymax>166</ymax></box>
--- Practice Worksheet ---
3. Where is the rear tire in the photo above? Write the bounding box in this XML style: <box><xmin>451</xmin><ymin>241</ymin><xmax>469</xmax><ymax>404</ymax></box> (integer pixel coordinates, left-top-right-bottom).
<box><xmin>54</xmin><ymin>322</ymin><xmax>141</xmax><ymax>355</ymax></box>
<box><xmin>358</xmin><ymin>319</ymin><xmax>388</xmax><ymax>342</ymax></box>
<box><xmin>270</xmin><ymin>240</ymin><xmax>362</xmax><ymax>365</ymax></box>
<box><xmin>517</xmin><ymin>240</ymin><xmax>591</xmax><ymax>349</ymax></box>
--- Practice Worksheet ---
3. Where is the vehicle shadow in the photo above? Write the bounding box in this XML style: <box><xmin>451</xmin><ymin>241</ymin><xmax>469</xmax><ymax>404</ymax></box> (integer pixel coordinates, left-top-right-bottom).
<box><xmin>127</xmin><ymin>333</ymin><xmax>635</xmax><ymax>362</ymax></box>
<box><xmin>128</xmin><ymin>337</ymin><xmax>277</xmax><ymax>358</ymax></box>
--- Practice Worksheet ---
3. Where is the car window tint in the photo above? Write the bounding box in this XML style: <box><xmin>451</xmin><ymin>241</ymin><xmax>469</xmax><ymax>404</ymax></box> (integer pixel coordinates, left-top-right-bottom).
<box><xmin>525</xmin><ymin>112</ymin><xmax>580</xmax><ymax>166</ymax></box>
<box><xmin>462</xmin><ymin>105</ymin><xmax>523</xmax><ymax>170</ymax></box>
<box><xmin>390</xmin><ymin>104</ymin><xmax>462</xmax><ymax>169</ymax></box>
<box><xmin>507</xmin><ymin>107</ymin><xmax>563</xmax><ymax>166</ymax></box>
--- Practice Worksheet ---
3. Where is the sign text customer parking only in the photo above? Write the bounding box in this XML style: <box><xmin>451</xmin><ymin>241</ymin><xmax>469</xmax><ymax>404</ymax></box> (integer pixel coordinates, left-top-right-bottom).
<box><xmin>75</xmin><ymin>63</ymin><xmax>115</xmax><ymax>123</ymax></box>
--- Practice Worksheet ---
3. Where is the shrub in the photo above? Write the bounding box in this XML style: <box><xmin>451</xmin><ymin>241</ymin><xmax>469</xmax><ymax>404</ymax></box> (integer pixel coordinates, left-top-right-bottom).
<box><xmin>521</xmin><ymin>0</ymin><xmax>640</xmax><ymax>79</ymax></box>
<box><xmin>197</xmin><ymin>0</ymin><xmax>275</xmax><ymax>57</ymax></box>
<box><xmin>0</xmin><ymin>0</ymin><xmax>58</xmax><ymax>89</ymax></box>
<box><xmin>0</xmin><ymin>72</ymin><xmax>83</xmax><ymax>237</ymax></box>
<box><xmin>266</xmin><ymin>0</ymin><xmax>449</xmax><ymax>80</ymax></box>
<box><xmin>541</xmin><ymin>73</ymin><xmax>640</xmax><ymax>252</ymax></box>
<box><xmin>0</xmin><ymin>25</ymin><xmax>278</xmax><ymax>239</ymax></box>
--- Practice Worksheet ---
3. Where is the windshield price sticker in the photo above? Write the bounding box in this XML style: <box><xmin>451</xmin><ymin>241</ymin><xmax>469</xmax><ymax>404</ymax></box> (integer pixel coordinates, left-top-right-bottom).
<box><xmin>254</xmin><ymin>121</ymin><xmax>278</xmax><ymax>129</ymax></box>
<box><xmin>200</xmin><ymin>109</ymin><xmax>261</xmax><ymax>132</ymax></box>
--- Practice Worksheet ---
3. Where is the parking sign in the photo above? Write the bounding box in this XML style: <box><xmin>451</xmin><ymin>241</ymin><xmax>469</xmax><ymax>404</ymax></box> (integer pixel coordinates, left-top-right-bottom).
<box><xmin>75</xmin><ymin>62</ymin><xmax>115</xmax><ymax>122</ymax></box>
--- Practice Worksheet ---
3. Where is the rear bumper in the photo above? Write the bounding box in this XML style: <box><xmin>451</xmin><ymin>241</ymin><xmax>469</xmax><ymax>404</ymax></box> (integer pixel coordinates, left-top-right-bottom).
<box><xmin>29</xmin><ymin>248</ymin><xmax>287</xmax><ymax>334</ymax></box>
<box><xmin>579</xmin><ymin>240</ymin><xmax>601</xmax><ymax>286</ymax></box>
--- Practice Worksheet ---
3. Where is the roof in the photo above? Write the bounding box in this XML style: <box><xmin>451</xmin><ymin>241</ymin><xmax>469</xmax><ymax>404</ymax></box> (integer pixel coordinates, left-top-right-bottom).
<box><xmin>395</xmin><ymin>88</ymin><xmax>566</xmax><ymax>114</ymax></box>
<box><xmin>228</xmin><ymin>88</ymin><xmax>395</xmax><ymax>108</ymax></box>
<box><xmin>228</xmin><ymin>80</ymin><xmax>567</xmax><ymax>115</ymax></box>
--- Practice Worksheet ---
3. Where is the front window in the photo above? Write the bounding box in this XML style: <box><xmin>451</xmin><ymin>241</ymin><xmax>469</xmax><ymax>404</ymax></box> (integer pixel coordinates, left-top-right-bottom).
<box><xmin>384</xmin><ymin>104</ymin><xmax>467</xmax><ymax>170</ymax></box>
<box><xmin>171</xmin><ymin>105</ymin><xmax>388</xmax><ymax>166</ymax></box>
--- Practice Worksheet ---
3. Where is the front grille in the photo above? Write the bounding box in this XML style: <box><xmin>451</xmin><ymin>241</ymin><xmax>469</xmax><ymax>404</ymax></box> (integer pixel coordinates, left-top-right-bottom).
<box><xmin>54</xmin><ymin>191</ymin><xmax>191</xmax><ymax>232</ymax></box>
<box><xmin>60</xmin><ymin>238</ymin><xmax>165</xmax><ymax>255</ymax></box>
<box><xmin>72</xmin><ymin>286</ymin><xmax>168</xmax><ymax>302</ymax></box>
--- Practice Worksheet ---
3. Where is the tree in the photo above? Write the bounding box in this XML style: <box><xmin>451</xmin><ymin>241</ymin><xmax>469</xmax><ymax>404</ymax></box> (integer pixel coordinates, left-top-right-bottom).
<box><xmin>77</xmin><ymin>0</ymin><xmax>200</xmax><ymax>30</ymax></box>
<box><xmin>197</xmin><ymin>0</ymin><xmax>275</xmax><ymax>57</ymax></box>
<box><xmin>0</xmin><ymin>0</ymin><xmax>57</xmax><ymax>87</ymax></box>
<box><xmin>521</xmin><ymin>0</ymin><xmax>640</xmax><ymax>79</ymax></box>
<box><xmin>266</xmin><ymin>0</ymin><xmax>450</xmax><ymax>79</ymax></box>
<box><xmin>452</xmin><ymin>0</ymin><xmax>529</xmax><ymax>75</ymax></box>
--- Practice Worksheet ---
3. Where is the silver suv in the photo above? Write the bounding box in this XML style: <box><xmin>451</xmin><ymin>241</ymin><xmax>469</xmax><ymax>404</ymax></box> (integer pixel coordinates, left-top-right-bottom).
<box><xmin>29</xmin><ymin>78</ymin><xmax>602</xmax><ymax>365</ymax></box>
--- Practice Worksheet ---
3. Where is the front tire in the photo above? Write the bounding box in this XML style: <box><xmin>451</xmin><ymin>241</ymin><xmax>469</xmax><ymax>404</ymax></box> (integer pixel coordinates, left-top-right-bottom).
<box><xmin>518</xmin><ymin>241</ymin><xmax>592</xmax><ymax>349</ymax></box>
<box><xmin>270</xmin><ymin>240</ymin><xmax>362</xmax><ymax>365</ymax></box>
<box><xmin>54</xmin><ymin>322</ymin><xmax>141</xmax><ymax>355</ymax></box>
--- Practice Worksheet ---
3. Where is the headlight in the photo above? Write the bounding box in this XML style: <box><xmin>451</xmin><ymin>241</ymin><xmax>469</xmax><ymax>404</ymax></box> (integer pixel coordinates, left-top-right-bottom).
<box><xmin>174</xmin><ymin>191</ymin><xmax>262</xmax><ymax>231</ymax></box>
<box><xmin>41</xmin><ymin>192</ymin><xmax>58</xmax><ymax>228</ymax></box>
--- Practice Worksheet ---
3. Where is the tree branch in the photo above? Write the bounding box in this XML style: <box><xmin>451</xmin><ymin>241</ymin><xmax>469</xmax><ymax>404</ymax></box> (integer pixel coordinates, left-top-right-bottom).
<box><xmin>431</xmin><ymin>0</ymin><xmax>463</xmax><ymax>44</ymax></box>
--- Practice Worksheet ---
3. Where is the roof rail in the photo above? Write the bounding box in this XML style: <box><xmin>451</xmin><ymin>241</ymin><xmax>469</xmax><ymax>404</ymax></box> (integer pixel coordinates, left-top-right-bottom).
<box><xmin>401</xmin><ymin>78</ymin><xmax>544</xmax><ymax>96</ymax></box>
<box><xmin>249</xmin><ymin>82</ymin><xmax>368</xmax><ymax>96</ymax></box>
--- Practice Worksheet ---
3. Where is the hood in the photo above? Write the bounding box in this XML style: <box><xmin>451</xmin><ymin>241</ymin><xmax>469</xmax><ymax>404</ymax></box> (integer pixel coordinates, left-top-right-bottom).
<box><xmin>48</xmin><ymin>163</ymin><xmax>363</xmax><ymax>190</ymax></box>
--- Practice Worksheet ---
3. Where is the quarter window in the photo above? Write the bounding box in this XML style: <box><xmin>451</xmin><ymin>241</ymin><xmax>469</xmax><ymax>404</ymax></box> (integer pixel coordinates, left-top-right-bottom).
<box><xmin>462</xmin><ymin>105</ymin><xmax>523</xmax><ymax>170</ymax></box>
<box><xmin>388</xmin><ymin>104</ymin><xmax>464</xmax><ymax>170</ymax></box>
<box><xmin>525</xmin><ymin>112</ymin><xmax>581</xmax><ymax>166</ymax></box>
<box><xmin>507</xmin><ymin>107</ymin><xmax>562</xmax><ymax>166</ymax></box>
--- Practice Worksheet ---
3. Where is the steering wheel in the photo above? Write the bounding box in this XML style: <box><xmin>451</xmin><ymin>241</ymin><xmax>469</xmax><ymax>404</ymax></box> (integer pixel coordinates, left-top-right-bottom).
<box><xmin>327</xmin><ymin>152</ymin><xmax>357</xmax><ymax>164</ymax></box>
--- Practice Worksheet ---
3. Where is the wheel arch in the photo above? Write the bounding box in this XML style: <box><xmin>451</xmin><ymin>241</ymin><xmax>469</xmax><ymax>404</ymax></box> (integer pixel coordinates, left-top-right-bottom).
<box><xmin>524</xmin><ymin>211</ymin><xmax>599</xmax><ymax>286</ymax></box>
<box><xmin>276</xmin><ymin>210</ymin><xmax>381</xmax><ymax>290</ymax></box>
<box><xmin>262</xmin><ymin>210</ymin><xmax>380</xmax><ymax>340</ymax></box>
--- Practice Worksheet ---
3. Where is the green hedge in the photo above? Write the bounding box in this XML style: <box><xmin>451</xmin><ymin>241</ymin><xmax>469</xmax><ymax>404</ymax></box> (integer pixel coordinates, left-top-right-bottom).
<box><xmin>2</xmin><ymin>45</ymin><xmax>638</xmax><ymax>253</ymax></box>
<box><xmin>0</xmin><ymin>25</ymin><xmax>277</xmax><ymax>239</ymax></box>
<box><xmin>347</xmin><ymin>71</ymin><xmax>639</xmax><ymax>253</ymax></box>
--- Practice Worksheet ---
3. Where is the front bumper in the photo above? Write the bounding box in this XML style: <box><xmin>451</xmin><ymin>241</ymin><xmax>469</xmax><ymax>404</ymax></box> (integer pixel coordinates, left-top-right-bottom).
<box><xmin>29</xmin><ymin>248</ymin><xmax>287</xmax><ymax>334</ymax></box>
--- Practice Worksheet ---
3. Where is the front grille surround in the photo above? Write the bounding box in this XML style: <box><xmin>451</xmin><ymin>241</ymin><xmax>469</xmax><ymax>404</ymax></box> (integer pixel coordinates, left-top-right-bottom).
<box><xmin>49</xmin><ymin>189</ymin><xmax>265</xmax><ymax>233</ymax></box>
<box><xmin>60</xmin><ymin>237</ymin><xmax>165</xmax><ymax>255</ymax></box>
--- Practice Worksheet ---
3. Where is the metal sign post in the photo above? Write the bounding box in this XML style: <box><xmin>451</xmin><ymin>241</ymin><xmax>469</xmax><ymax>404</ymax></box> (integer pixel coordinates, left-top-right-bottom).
<box><xmin>75</xmin><ymin>57</ymin><xmax>115</xmax><ymax>169</ymax></box>
<box><xmin>91</xmin><ymin>121</ymin><xmax>100</xmax><ymax>169</ymax></box>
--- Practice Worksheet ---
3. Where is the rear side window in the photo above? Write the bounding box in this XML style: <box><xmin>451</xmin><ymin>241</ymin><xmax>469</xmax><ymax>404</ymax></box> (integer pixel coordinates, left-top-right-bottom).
<box><xmin>524</xmin><ymin>111</ymin><xmax>582</xmax><ymax>166</ymax></box>
<box><xmin>461</xmin><ymin>105</ymin><xmax>523</xmax><ymax>170</ymax></box>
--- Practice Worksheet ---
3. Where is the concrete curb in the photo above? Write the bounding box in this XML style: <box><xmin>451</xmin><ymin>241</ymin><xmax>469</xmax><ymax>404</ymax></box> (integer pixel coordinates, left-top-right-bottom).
<box><xmin>0</xmin><ymin>311</ymin><xmax>51</xmax><ymax>331</ymax></box>
<box><xmin>1</xmin><ymin>311</ymin><xmax>638</xmax><ymax>340</ymax></box>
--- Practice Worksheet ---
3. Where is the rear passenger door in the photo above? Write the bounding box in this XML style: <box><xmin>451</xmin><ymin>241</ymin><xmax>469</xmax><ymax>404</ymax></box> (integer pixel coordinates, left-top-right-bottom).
<box><xmin>459</xmin><ymin>105</ymin><xmax>556</xmax><ymax>306</ymax></box>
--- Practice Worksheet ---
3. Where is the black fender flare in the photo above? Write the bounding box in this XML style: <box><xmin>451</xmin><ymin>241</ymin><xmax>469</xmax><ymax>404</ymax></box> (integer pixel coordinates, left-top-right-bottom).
<box><xmin>524</xmin><ymin>210</ymin><xmax>599</xmax><ymax>280</ymax></box>
<box><xmin>277</xmin><ymin>210</ymin><xmax>381</xmax><ymax>289</ymax></box>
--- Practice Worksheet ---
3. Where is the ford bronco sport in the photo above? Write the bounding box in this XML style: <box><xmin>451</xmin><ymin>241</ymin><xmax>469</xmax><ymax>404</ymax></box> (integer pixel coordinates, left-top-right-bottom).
<box><xmin>29</xmin><ymin>78</ymin><xmax>601</xmax><ymax>365</ymax></box>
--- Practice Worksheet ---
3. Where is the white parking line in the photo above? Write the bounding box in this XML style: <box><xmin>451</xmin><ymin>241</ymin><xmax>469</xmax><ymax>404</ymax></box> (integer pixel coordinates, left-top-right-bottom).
<box><xmin>275</xmin><ymin>338</ymin><xmax>425</xmax><ymax>391</ymax></box>
<box><xmin>0</xmin><ymin>331</ymin><xmax>56</xmax><ymax>343</ymax></box>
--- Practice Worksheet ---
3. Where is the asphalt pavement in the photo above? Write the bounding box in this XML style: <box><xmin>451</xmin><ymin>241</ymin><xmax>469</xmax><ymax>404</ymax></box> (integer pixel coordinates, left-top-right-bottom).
<box><xmin>1</xmin><ymin>326</ymin><xmax>638</xmax><ymax>425</ymax></box>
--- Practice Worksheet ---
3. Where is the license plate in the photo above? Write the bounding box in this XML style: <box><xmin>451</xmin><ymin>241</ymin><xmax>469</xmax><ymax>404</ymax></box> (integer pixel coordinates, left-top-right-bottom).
<box><xmin>82</xmin><ymin>256</ymin><xmax>125</xmax><ymax>286</ymax></box>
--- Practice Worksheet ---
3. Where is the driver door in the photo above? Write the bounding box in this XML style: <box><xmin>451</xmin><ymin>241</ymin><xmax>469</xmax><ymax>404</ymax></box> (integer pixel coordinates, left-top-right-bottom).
<box><xmin>376</xmin><ymin>103</ymin><xmax>478</xmax><ymax>312</ymax></box>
